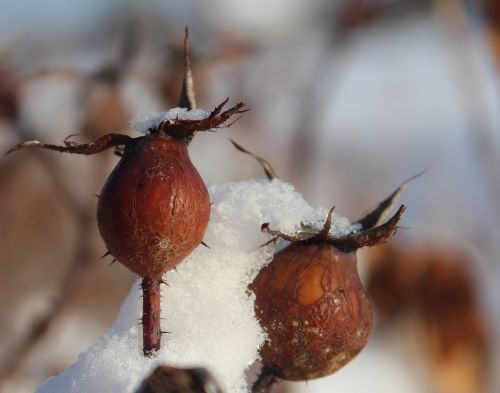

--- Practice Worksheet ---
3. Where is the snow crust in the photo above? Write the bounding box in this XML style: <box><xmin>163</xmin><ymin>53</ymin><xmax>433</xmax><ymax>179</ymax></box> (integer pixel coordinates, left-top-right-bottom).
<box><xmin>35</xmin><ymin>178</ymin><xmax>356</xmax><ymax>393</ymax></box>
<box><xmin>130</xmin><ymin>107</ymin><xmax>211</xmax><ymax>133</ymax></box>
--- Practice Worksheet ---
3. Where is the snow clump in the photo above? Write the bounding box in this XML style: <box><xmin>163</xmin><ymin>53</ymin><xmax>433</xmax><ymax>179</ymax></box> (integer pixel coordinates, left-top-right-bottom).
<box><xmin>130</xmin><ymin>107</ymin><xmax>211</xmax><ymax>133</ymax></box>
<box><xmin>35</xmin><ymin>178</ymin><xmax>357</xmax><ymax>393</ymax></box>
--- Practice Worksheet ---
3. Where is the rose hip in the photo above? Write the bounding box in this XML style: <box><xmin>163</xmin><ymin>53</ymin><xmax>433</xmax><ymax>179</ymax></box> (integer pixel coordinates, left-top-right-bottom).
<box><xmin>231</xmin><ymin>141</ymin><xmax>419</xmax><ymax>389</ymax></box>
<box><xmin>6</xmin><ymin>32</ymin><xmax>246</xmax><ymax>356</ymax></box>
<box><xmin>251</xmin><ymin>201</ymin><xmax>406</xmax><ymax>385</ymax></box>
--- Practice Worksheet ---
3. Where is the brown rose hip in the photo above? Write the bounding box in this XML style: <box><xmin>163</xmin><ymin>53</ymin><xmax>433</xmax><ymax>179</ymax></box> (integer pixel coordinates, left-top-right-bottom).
<box><xmin>252</xmin><ymin>242</ymin><xmax>371</xmax><ymax>381</ymax></box>
<box><xmin>6</xmin><ymin>32</ymin><xmax>246</xmax><ymax>356</ymax></box>
<box><xmin>251</xmin><ymin>201</ymin><xmax>406</xmax><ymax>387</ymax></box>
<box><xmin>96</xmin><ymin>131</ymin><xmax>210</xmax><ymax>279</ymax></box>
<box><xmin>231</xmin><ymin>140</ymin><xmax>420</xmax><ymax>390</ymax></box>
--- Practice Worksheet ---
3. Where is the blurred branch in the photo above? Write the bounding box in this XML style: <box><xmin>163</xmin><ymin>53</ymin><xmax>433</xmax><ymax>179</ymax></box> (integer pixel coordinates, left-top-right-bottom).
<box><xmin>136</xmin><ymin>365</ymin><xmax>224</xmax><ymax>393</ymax></box>
<box><xmin>0</xmin><ymin>213</ymin><xmax>95</xmax><ymax>382</ymax></box>
<box><xmin>0</xmin><ymin>124</ymin><xmax>101</xmax><ymax>383</ymax></box>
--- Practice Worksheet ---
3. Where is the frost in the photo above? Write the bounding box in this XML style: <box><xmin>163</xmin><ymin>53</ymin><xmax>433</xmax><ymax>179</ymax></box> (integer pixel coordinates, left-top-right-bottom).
<box><xmin>130</xmin><ymin>107</ymin><xmax>211</xmax><ymax>133</ymax></box>
<box><xmin>35</xmin><ymin>179</ymin><xmax>357</xmax><ymax>393</ymax></box>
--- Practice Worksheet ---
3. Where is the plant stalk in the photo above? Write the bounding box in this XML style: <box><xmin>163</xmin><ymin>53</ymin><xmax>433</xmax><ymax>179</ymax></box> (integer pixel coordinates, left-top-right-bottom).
<box><xmin>142</xmin><ymin>276</ymin><xmax>162</xmax><ymax>356</ymax></box>
<box><xmin>252</xmin><ymin>365</ymin><xmax>278</xmax><ymax>393</ymax></box>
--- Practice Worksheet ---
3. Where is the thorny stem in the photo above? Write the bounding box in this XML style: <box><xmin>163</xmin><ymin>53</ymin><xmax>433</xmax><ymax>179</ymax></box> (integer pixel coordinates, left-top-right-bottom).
<box><xmin>251</xmin><ymin>365</ymin><xmax>278</xmax><ymax>393</ymax></box>
<box><xmin>142</xmin><ymin>277</ymin><xmax>162</xmax><ymax>356</ymax></box>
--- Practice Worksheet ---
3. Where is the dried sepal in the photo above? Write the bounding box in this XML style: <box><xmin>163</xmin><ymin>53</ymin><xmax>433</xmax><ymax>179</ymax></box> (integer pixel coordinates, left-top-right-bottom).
<box><xmin>318</xmin><ymin>206</ymin><xmax>335</xmax><ymax>238</ymax></box>
<box><xmin>178</xmin><ymin>27</ymin><xmax>196</xmax><ymax>110</ymax></box>
<box><xmin>157</xmin><ymin>98</ymin><xmax>247</xmax><ymax>142</ymax></box>
<box><xmin>261</xmin><ymin>223</ymin><xmax>314</xmax><ymax>243</ymax></box>
<box><xmin>332</xmin><ymin>205</ymin><xmax>406</xmax><ymax>251</ymax></box>
<box><xmin>261</xmin><ymin>202</ymin><xmax>406</xmax><ymax>252</ymax></box>
<box><xmin>355</xmin><ymin>170</ymin><xmax>425</xmax><ymax>230</ymax></box>
<box><xmin>230</xmin><ymin>139</ymin><xmax>277</xmax><ymax>180</ymax></box>
<box><xmin>261</xmin><ymin>207</ymin><xmax>335</xmax><ymax>243</ymax></box>
<box><xmin>5</xmin><ymin>133</ymin><xmax>133</xmax><ymax>156</ymax></box>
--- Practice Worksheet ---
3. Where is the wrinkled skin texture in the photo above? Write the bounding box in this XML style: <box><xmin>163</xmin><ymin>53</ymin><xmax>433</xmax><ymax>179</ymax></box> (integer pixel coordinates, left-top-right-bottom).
<box><xmin>251</xmin><ymin>242</ymin><xmax>372</xmax><ymax>381</ymax></box>
<box><xmin>97</xmin><ymin>134</ymin><xmax>210</xmax><ymax>278</ymax></box>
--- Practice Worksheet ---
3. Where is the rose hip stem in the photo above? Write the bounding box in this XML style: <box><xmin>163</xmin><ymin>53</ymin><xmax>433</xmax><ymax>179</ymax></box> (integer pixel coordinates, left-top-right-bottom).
<box><xmin>251</xmin><ymin>365</ymin><xmax>277</xmax><ymax>393</ymax></box>
<box><xmin>141</xmin><ymin>277</ymin><xmax>162</xmax><ymax>356</ymax></box>
<box><xmin>141</xmin><ymin>27</ymin><xmax>195</xmax><ymax>357</ymax></box>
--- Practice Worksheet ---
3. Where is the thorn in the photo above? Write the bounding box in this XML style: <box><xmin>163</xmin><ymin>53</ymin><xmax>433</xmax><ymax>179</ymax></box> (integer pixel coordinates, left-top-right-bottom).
<box><xmin>160</xmin><ymin>330</ymin><xmax>171</xmax><ymax>335</ymax></box>
<box><xmin>100</xmin><ymin>251</ymin><xmax>111</xmax><ymax>259</ymax></box>
<box><xmin>108</xmin><ymin>258</ymin><xmax>116</xmax><ymax>267</ymax></box>
<box><xmin>94</xmin><ymin>194</ymin><xmax>100</xmax><ymax>199</ymax></box>
<box><xmin>200</xmin><ymin>241</ymin><xmax>211</xmax><ymax>249</ymax></box>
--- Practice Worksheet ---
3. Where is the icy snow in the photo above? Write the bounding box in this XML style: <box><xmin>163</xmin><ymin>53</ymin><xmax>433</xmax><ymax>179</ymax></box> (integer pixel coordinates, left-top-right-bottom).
<box><xmin>130</xmin><ymin>107</ymin><xmax>211</xmax><ymax>133</ymax></box>
<box><xmin>35</xmin><ymin>178</ymin><xmax>357</xmax><ymax>393</ymax></box>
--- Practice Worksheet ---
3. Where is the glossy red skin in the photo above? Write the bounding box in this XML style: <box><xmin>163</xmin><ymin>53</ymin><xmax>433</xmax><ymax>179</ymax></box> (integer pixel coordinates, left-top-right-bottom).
<box><xmin>97</xmin><ymin>134</ymin><xmax>210</xmax><ymax>278</ymax></box>
<box><xmin>251</xmin><ymin>242</ymin><xmax>372</xmax><ymax>381</ymax></box>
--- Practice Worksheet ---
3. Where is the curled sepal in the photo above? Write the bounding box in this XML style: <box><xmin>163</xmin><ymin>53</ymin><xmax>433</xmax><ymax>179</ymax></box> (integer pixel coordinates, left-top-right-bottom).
<box><xmin>332</xmin><ymin>205</ymin><xmax>406</xmax><ymax>252</ymax></box>
<box><xmin>231</xmin><ymin>139</ymin><xmax>277</xmax><ymax>180</ymax></box>
<box><xmin>261</xmin><ymin>204</ymin><xmax>405</xmax><ymax>253</ymax></box>
<box><xmin>260</xmin><ymin>207</ymin><xmax>336</xmax><ymax>243</ymax></box>
<box><xmin>355</xmin><ymin>170</ymin><xmax>425</xmax><ymax>230</ymax></box>
<box><xmin>158</xmin><ymin>98</ymin><xmax>248</xmax><ymax>142</ymax></box>
<box><xmin>5</xmin><ymin>133</ymin><xmax>133</xmax><ymax>156</ymax></box>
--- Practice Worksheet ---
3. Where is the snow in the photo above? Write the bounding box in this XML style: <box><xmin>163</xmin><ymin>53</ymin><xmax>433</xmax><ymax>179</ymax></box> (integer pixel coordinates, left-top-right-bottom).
<box><xmin>35</xmin><ymin>178</ymin><xmax>357</xmax><ymax>393</ymax></box>
<box><xmin>130</xmin><ymin>107</ymin><xmax>211</xmax><ymax>134</ymax></box>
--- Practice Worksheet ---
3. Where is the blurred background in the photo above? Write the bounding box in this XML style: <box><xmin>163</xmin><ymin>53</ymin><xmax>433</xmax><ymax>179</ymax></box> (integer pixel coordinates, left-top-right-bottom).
<box><xmin>0</xmin><ymin>0</ymin><xmax>499</xmax><ymax>392</ymax></box>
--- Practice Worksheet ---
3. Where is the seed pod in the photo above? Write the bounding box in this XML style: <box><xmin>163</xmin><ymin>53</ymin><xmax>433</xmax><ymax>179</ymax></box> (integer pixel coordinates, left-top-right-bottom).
<box><xmin>7</xmin><ymin>100</ymin><xmax>244</xmax><ymax>276</ymax></box>
<box><xmin>231</xmin><ymin>142</ymin><xmax>421</xmax><ymax>387</ymax></box>
<box><xmin>251</xmin><ymin>201</ymin><xmax>406</xmax><ymax>383</ymax></box>
<box><xmin>6</xmin><ymin>31</ymin><xmax>246</xmax><ymax>356</ymax></box>
<box><xmin>96</xmin><ymin>129</ymin><xmax>210</xmax><ymax>278</ymax></box>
